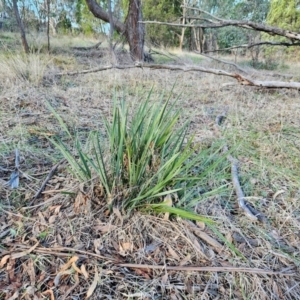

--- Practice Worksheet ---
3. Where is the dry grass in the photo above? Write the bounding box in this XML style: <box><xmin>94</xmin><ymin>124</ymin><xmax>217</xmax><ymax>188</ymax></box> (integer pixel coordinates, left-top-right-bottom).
<box><xmin>0</xmin><ymin>35</ymin><xmax>300</xmax><ymax>299</ymax></box>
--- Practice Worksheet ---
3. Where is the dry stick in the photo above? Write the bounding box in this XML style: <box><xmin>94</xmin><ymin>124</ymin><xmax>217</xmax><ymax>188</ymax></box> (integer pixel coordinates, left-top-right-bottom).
<box><xmin>119</xmin><ymin>263</ymin><xmax>294</xmax><ymax>276</ymax></box>
<box><xmin>194</xmin><ymin>51</ymin><xmax>249</xmax><ymax>74</ymax></box>
<box><xmin>71</xmin><ymin>41</ymin><xmax>102</xmax><ymax>51</ymax></box>
<box><xmin>0</xmin><ymin>207</ymin><xmax>54</xmax><ymax>227</ymax></box>
<box><xmin>30</xmin><ymin>159</ymin><xmax>66</xmax><ymax>204</ymax></box>
<box><xmin>227</xmin><ymin>150</ymin><xmax>259</xmax><ymax>221</ymax></box>
<box><xmin>52</xmin><ymin>64</ymin><xmax>300</xmax><ymax>89</ymax></box>
<box><xmin>215</xmin><ymin>115</ymin><xmax>266</xmax><ymax>222</ymax></box>
<box><xmin>8</xmin><ymin>244</ymin><xmax>117</xmax><ymax>262</ymax></box>
<box><xmin>203</xmin><ymin>41</ymin><xmax>300</xmax><ymax>53</ymax></box>
<box><xmin>54</xmin><ymin>64</ymin><xmax>136</xmax><ymax>76</ymax></box>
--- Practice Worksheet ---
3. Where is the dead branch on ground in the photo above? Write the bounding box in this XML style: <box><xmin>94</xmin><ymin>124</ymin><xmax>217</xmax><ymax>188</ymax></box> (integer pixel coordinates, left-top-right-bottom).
<box><xmin>30</xmin><ymin>159</ymin><xmax>66</xmax><ymax>205</ymax></box>
<box><xmin>119</xmin><ymin>263</ymin><xmax>295</xmax><ymax>275</ymax></box>
<box><xmin>195</xmin><ymin>52</ymin><xmax>249</xmax><ymax>74</ymax></box>
<box><xmin>215</xmin><ymin>114</ymin><xmax>266</xmax><ymax>222</ymax></box>
<box><xmin>4</xmin><ymin>243</ymin><xmax>117</xmax><ymax>261</ymax></box>
<box><xmin>53</xmin><ymin>63</ymin><xmax>300</xmax><ymax>89</ymax></box>
<box><xmin>71</xmin><ymin>41</ymin><xmax>102</xmax><ymax>51</ymax></box>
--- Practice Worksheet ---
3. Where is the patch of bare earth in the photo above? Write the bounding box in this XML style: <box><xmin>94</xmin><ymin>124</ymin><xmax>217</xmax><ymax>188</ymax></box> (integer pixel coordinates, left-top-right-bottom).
<box><xmin>0</xmin><ymin>47</ymin><xmax>300</xmax><ymax>299</ymax></box>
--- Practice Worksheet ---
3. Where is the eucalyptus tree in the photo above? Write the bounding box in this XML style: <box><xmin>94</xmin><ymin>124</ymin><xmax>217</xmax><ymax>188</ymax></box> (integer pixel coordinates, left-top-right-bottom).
<box><xmin>267</xmin><ymin>0</ymin><xmax>300</xmax><ymax>31</ymax></box>
<box><xmin>12</xmin><ymin>0</ymin><xmax>29</xmax><ymax>53</ymax></box>
<box><xmin>85</xmin><ymin>0</ymin><xmax>144</xmax><ymax>61</ymax></box>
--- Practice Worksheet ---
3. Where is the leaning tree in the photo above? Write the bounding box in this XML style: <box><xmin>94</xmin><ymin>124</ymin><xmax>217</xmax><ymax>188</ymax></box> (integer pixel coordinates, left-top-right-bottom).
<box><xmin>85</xmin><ymin>0</ymin><xmax>144</xmax><ymax>61</ymax></box>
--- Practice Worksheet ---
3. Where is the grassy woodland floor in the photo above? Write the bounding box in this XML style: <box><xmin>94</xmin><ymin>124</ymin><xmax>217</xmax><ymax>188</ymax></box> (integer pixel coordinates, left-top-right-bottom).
<box><xmin>0</xmin><ymin>33</ymin><xmax>300</xmax><ymax>299</ymax></box>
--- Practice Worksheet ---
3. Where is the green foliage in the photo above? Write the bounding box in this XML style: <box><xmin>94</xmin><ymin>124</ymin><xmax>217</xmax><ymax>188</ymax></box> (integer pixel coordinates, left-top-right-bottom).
<box><xmin>142</xmin><ymin>0</ymin><xmax>181</xmax><ymax>47</ymax></box>
<box><xmin>267</xmin><ymin>0</ymin><xmax>300</xmax><ymax>31</ymax></box>
<box><xmin>230</xmin><ymin>0</ymin><xmax>269</xmax><ymax>22</ymax></box>
<box><xmin>75</xmin><ymin>0</ymin><xmax>104</xmax><ymax>35</ymax></box>
<box><xmin>48</xmin><ymin>91</ymin><xmax>226</xmax><ymax>223</ymax></box>
<box><xmin>265</xmin><ymin>0</ymin><xmax>300</xmax><ymax>57</ymax></box>
<box><xmin>213</xmin><ymin>0</ymin><xmax>269</xmax><ymax>51</ymax></box>
<box><xmin>57</xmin><ymin>11</ymin><xmax>72</xmax><ymax>34</ymax></box>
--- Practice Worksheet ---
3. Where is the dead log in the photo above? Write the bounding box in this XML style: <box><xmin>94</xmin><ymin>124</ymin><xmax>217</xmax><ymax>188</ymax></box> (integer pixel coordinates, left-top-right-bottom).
<box><xmin>53</xmin><ymin>63</ymin><xmax>300</xmax><ymax>90</ymax></box>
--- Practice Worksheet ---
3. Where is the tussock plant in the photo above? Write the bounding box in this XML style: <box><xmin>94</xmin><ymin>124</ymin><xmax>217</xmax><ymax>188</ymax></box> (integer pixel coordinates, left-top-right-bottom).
<box><xmin>49</xmin><ymin>92</ymin><xmax>225</xmax><ymax>224</ymax></box>
<box><xmin>0</xmin><ymin>53</ymin><xmax>50</xmax><ymax>84</ymax></box>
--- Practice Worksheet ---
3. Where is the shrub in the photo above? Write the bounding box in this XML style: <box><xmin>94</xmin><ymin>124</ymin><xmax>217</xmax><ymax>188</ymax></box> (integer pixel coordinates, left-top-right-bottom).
<box><xmin>48</xmin><ymin>92</ymin><xmax>223</xmax><ymax>223</ymax></box>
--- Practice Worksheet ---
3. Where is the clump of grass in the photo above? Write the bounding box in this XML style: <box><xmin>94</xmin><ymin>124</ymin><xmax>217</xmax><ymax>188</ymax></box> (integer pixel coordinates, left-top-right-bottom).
<box><xmin>0</xmin><ymin>53</ymin><xmax>51</xmax><ymax>85</ymax></box>
<box><xmin>48</xmin><ymin>91</ymin><xmax>225</xmax><ymax>223</ymax></box>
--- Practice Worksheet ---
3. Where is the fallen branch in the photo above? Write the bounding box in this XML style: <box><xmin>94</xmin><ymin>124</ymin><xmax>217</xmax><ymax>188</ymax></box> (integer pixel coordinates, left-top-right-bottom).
<box><xmin>53</xmin><ymin>63</ymin><xmax>300</xmax><ymax>90</ymax></box>
<box><xmin>6</xmin><ymin>244</ymin><xmax>117</xmax><ymax>262</ymax></box>
<box><xmin>71</xmin><ymin>41</ymin><xmax>102</xmax><ymax>51</ymax></box>
<box><xmin>30</xmin><ymin>159</ymin><xmax>66</xmax><ymax>204</ymax></box>
<box><xmin>195</xmin><ymin>52</ymin><xmax>249</xmax><ymax>74</ymax></box>
<box><xmin>215</xmin><ymin>114</ymin><xmax>266</xmax><ymax>222</ymax></box>
<box><xmin>54</xmin><ymin>64</ymin><xmax>136</xmax><ymax>76</ymax></box>
<box><xmin>119</xmin><ymin>263</ymin><xmax>294</xmax><ymax>275</ymax></box>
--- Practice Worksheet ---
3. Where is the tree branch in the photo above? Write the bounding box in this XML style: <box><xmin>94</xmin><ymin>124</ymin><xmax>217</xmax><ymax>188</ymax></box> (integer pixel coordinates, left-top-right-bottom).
<box><xmin>52</xmin><ymin>63</ymin><xmax>300</xmax><ymax>89</ymax></box>
<box><xmin>142</xmin><ymin>12</ymin><xmax>300</xmax><ymax>41</ymax></box>
<box><xmin>203</xmin><ymin>41</ymin><xmax>300</xmax><ymax>54</ymax></box>
<box><xmin>195</xmin><ymin>52</ymin><xmax>249</xmax><ymax>74</ymax></box>
<box><xmin>183</xmin><ymin>6</ymin><xmax>223</xmax><ymax>21</ymax></box>
<box><xmin>85</xmin><ymin>0</ymin><xmax>125</xmax><ymax>34</ymax></box>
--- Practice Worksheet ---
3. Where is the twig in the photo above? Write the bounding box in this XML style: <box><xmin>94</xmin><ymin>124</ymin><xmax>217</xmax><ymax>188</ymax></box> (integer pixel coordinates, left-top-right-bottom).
<box><xmin>0</xmin><ymin>229</ymin><xmax>10</xmax><ymax>239</ymax></box>
<box><xmin>8</xmin><ymin>244</ymin><xmax>117</xmax><ymax>262</ymax></box>
<box><xmin>54</xmin><ymin>64</ymin><xmax>136</xmax><ymax>76</ymax></box>
<box><xmin>195</xmin><ymin>51</ymin><xmax>249</xmax><ymax>74</ymax></box>
<box><xmin>119</xmin><ymin>263</ymin><xmax>295</xmax><ymax>276</ymax></box>
<box><xmin>15</xmin><ymin>148</ymin><xmax>20</xmax><ymax>169</ymax></box>
<box><xmin>22</xmin><ymin>193</ymin><xmax>63</xmax><ymax>209</ymax></box>
<box><xmin>182</xmin><ymin>6</ymin><xmax>223</xmax><ymax>21</ymax></box>
<box><xmin>0</xmin><ymin>207</ymin><xmax>54</xmax><ymax>227</ymax></box>
<box><xmin>30</xmin><ymin>159</ymin><xmax>66</xmax><ymax>204</ymax></box>
<box><xmin>61</xmin><ymin>272</ymin><xmax>80</xmax><ymax>300</ymax></box>
<box><xmin>215</xmin><ymin>113</ymin><xmax>266</xmax><ymax>222</ymax></box>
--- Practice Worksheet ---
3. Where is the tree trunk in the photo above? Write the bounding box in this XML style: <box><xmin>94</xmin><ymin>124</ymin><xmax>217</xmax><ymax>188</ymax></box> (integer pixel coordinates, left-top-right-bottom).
<box><xmin>199</xmin><ymin>28</ymin><xmax>205</xmax><ymax>53</ymax></box>
<box><xmin>49</xmin><ymin>18</ymin><xmax>57</xmax><ymax>36</ymax></box>
<box><xmin>125</xmin><ymin>0</ymin><xmax>144</xmax><ymax>61</ymax></box>
<box><xmin>47</xmin><ymin>0</ymin><xmax>50</xmax><ymax>52</ymax></box>
<box><xmin>179</xmin><ymin>2</ymin><xmax>186</xmax><ymax>51</ymax></box>
<box><xmin>85</xmin><ymin>0</ymin><xmax>144</xmax><ymax>61</ymax></box>
<box><xmin>193</xmin><ymin>28</ymin><xmax>200</xmax><ymax>51</ymax></box>
<box><xmin>12</xmin><ymin>0</ymin><xmax>29</xmax><ymax>53</ymax></box>
<box><xmin>108</xmin><ymin>0</ymin><xmax>117</xmax><ymax>64</ymax></box>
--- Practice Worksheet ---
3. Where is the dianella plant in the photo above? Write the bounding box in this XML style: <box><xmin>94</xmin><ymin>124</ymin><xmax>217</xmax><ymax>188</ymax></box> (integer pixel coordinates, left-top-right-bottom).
<box><xmin>48</xmin><ymin>91</ymin><xmax>226</xmax><ymax>224</ymax></box>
